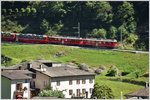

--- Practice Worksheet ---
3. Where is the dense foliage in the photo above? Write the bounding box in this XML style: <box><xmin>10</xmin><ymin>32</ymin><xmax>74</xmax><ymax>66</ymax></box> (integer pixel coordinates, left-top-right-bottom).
<box><xmin>38</xmin><ymin>89</ymin><xmax>64</xmax><ymax>98</ymax></box>
<box><xmin>1</xmin><ymin>1</ymin><xmax>149</xmax><ymax>50</ymax></box>
<box><xmin>91</xmin><ymin>83</ymin><xmax>114</xmax><ymax>99</ymax></box>
<box><xmin>106</xmin><ymin>65</ymin><xmax>119</xmax><ymax>76</ymax></box>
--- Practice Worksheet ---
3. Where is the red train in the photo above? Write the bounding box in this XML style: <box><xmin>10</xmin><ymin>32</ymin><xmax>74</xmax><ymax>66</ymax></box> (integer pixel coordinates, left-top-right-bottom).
<box><xmin>1</xmin><ymin>32</ymin><xmax>118</xmax><ymax>48</ymax></box>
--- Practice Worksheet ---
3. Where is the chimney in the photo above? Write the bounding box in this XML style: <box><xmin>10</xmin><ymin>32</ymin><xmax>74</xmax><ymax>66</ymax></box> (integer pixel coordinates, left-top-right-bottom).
<box><xmin>43</xmin><ymin>68</ymin><xmax>46</xmax><ymax>72</ymax></box>
<box><xmin>145</xmin><ymin>82</ymin><xmax>149</xmax><ymax>88</ymax></box>
<box><xmin>40</xmin><ymin>65</ymin><xmax>44</xmax><ymax>71</ymax></box>
<box><xmin>40</xmin><ymin>65</ymin><xmax>43</xmax><ymax>69</ymax></box>
<box><xmin>18</xmin><ymin>66</ymin><xmax>21</xmax><ymax>70</ymax></box>
<box><xmin>27</xmin><ymin>63</ymin><xmax>32</xmax><ymax>69</ymax></box>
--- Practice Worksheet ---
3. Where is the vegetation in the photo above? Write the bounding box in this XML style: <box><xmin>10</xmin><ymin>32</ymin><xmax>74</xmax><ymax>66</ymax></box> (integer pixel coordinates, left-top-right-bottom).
<box><xmin>96</xmin><ymin>76</ymin><xmax>144</xmax><ymax>98</ymax></box>
<box><xmin>1</xmin><ymin>43</ymin><xmax>148</xmax><ymax>98</ymax></box>
<box><xmin>106</xmin><ymin>65</ymin><xmax>119</xmax><ymax>76</ymax></box>
<box><xmin>1</xmin><ymin>1</ymin><xmax>149</xmax><ymax>50</ymax></box>
<box><xmin>2</xmin><ymin>43</ymin><xmax>148</xmax><ymax>76</ymax></box>
<box><xmin>91</xmin><ymin>83</ymin><xmax>114</xmax><ymax>99</ymax></box>
<box><xmin>38</xmin><ymin>89</ymin><xmax>64</xmax><ymax>98</ymax></box>
<box><xmin>38</xmin><ymin>85</ymin><xmax>64</xmax><ymax>98</ymax></box>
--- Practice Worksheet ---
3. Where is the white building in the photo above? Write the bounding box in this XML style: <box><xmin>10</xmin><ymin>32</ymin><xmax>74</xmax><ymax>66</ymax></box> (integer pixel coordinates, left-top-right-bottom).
<box><xmin>32</xmin><ymin>66</ymin><xmax>95</xmax><ymax>98</ymax></box>
<box><xmin>1</xmin><ymin>70</ymin><xmax>32</xmax><ymax>99</ymax></box>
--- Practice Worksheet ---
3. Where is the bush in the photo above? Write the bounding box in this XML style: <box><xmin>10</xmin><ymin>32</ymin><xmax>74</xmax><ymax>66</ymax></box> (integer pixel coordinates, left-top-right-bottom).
<box><xmin>106</xmin><ymin>65</ymin><xmax>119</xmax><ymax>76</ymax></box>
<box><xmin>91</xmin><ymin>83</ymin><xmax>114</xmax><ymax>99</ymax></box>
<box><xmin>38</xmin><ymin>89</ymin><xmax>64</xmax><ymax>98</ymax></box>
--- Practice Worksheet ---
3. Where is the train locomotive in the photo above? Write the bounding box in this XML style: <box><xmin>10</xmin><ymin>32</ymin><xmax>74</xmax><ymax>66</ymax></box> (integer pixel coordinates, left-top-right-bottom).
<box><xmin>1</xmin><ymin>32</ymin><xmax>118</xmax><ymax>48</ymax></box>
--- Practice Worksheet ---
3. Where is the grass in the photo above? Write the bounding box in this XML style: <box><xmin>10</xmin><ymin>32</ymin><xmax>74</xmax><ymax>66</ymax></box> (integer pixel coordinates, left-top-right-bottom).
<box><xmin>2</xmin><ymin>42</ymin><xmax>148</xmax><ymax>75</ymax></box>
<box><xmin>1</xmin><ymin>42</ymin><xmax>149</xmax><ymax>98</ymax></box>
<box><xmin>95</xmin><ymin>75</ymin><xmax>144</xmax><ymax>99</ymax></box>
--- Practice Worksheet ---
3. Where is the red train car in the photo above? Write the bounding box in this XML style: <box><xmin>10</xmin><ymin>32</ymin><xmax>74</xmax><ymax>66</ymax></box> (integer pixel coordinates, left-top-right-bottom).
<box><xmin>17</xmin><ymin>34</ymin><xmax>49</xmax><ymax>43</ymax></box>
<box><xmin>62</xmin><ymin>37</ymin><xmax>83</xmax><ymax>45</ymax></box>
<box><xmin>1</xmin><ymin>32</ymin><xmax>118</xmax><ymax>48</ymax></box>
<box><xmin>1</xmin><ymin>32</ymin><xmax>16</xmax><ymax>41</ymax></box>
<box><xmin>48</xmin><ymin>36</ymin><xmax>63</xmax><ymax>44</ymax></box>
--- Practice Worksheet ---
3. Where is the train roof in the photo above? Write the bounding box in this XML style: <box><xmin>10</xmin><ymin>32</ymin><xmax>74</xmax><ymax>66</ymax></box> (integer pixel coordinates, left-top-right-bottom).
<box><xmin>49</xmin><ymin>36</ymin><xmax>117</xmax><ymax>42</ymax></box>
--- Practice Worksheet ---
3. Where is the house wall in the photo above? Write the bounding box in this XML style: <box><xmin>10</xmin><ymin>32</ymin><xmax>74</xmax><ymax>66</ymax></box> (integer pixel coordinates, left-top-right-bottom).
<box><xmin>52</xmin><ymin>63</ymin><xmax>62</xmax><ymax>67</ymax></box>
<box><xmin>51</xmin><ymin>75</ymin><xmax>95</xmax><ymax>98</ymax></box>
<box><xmin>1</xmin><ymin>76</ymin><xmax>11</xmax><ymax>99</ymax></box>
<box><xmin>11</xmin><ymin>79</ymin><xmax>30</xmax><ymax>99</ymax></box>
<box><xmin>34</xmin><ymin>71</ymin><xmax>50</xmax><ymax>89</ymax></box>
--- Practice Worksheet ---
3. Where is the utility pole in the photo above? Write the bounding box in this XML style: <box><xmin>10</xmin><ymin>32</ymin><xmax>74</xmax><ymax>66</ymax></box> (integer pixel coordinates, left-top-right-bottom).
<box><xmin>73</xmin><ymin>22</ymin><xmax>80</xmax><ymax>38</ymax></box>
<box><xmin>120</xmin><ymin>32</ymin><xmax>123</xmax><ymax>49</ymax></box>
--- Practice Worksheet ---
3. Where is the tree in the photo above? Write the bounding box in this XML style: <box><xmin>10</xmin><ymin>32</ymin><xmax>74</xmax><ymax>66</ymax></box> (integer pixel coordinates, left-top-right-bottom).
<box><xmin>40</xmin><ymin>19</ymin><xmax>49</xmax><ymax>34</ymax></box>
<box><xmin>117</xmin><ymin>24</ymin><xmax>128</xmax><ymax>40</ymax></box>
<box><xmin>116</xmin><ymin>1</ymin><xmax>136</xmax><ymax>35</ymax></box>
<box><xmin>26</xmin><ymin>7</ymin><xmax>31</xmax><ymax>16</ymax></box>
<box><xmin>94</xmin><ymin>1</ymin><xmax>113</xmax><ymax>23</ymax></box>
<box><xmin>97</xmin><ymin>28</ymin><xmax>107</xmax><ymax>38</ymax></box>
<box><xmin>126</xmin><ymin>33</ymin><xmax>138</xmax><ymax>44</ymax></box>
<box><xmin>108</xmin><ymin>26</ymin><xmax>117</xmax><ymax>39</ymax></box>
<box><xmin>91</xmin><ymin>83</ymin><xmax>114</xmax><ymax>99</ymax></box>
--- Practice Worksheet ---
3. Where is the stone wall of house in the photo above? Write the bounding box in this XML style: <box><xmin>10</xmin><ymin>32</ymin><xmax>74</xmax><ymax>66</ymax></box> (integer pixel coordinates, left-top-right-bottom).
<box><xmin>34</xmin><ymin>71</ymin><xmax>50</xmax><ymax>89</ymax></box>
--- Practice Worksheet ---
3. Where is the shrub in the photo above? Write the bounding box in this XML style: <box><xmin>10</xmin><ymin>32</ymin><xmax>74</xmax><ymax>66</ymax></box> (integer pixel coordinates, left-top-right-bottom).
<box><xmin>106</xmin><ymin>65</ymin><xmax>119</xmax><ymax>76</ymax></box>
<box><xmin>91</xmin><ymin>83</ymin><xmax>114</xmax><ymax>99</ymax></box>
<box><xmin>38</xmin><ymin>89</ymin><xmax>64</xmax><ymax>98</ymax></box>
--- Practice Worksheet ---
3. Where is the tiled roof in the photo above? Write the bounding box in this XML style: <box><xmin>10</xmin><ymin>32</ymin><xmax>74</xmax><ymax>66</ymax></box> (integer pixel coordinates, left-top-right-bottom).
<box><xmin>124</xmin><ymin>87</ymin><xmax>149</xmax><ymax>97</ymax></box>
<box><xmin>2</xmin><ymin>70</ymin><xmax>33</xmax><ymax>74</ymax></box>
<box><xmin>1</xmin><ymin>70</ymin><xmax>32</xmax><ymax>80</ymax></box>
<box><xmin>37</xmin><ymin>60</ymin><xmax>61</xmax><ymax>64</ymax></box>
<box><xmin>32</xmin><ymin>66</ymin><xmax>95</xmax><ymax>78</ymax></box>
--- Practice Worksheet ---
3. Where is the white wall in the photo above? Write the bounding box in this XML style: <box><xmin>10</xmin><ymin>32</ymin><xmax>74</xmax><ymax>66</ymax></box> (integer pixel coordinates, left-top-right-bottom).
<box><xmin>11</xmin><ymin>79</ymin><xmax>30</xmax><ymax>99</ymax></box>
<box><xmin>23</xmin><ymin>83</ymin><xmax>30</xmax><ymax>98</ymax></box>
<box><xmin>52</xmin><ymin>63</ymin><xmax>62</xmax><ymax>67</ymax></box>
<box><xmin>51</xmin><ymin>75</ymin><xmax>95</xmax><ymax>98</ymax></box>
<box><xmin>34</xmin><ymin>71</ymin><xmax>50</xmax><ymax>89</ymax></box>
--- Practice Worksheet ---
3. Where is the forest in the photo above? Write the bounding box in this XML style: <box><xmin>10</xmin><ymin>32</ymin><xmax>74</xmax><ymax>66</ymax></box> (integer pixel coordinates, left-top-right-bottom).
<box><xmin>1</xmin><ymin>1</ymin><xmax>149</xmax><ymax>50</ymax></box>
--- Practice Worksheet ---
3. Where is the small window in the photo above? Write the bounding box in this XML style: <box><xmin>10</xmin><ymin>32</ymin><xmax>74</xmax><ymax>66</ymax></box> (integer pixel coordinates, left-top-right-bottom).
<box><xmin>16</xmin><ymin>83</ymin><xmax>22</xmax><ymax>91</ymax></box>
<box><xmin>25</xmin><ymin>79</ymin><xmax>28</xmax><ymax>83</ymax></box>
<box><xmin>76</xmin><ymin>80</ymin><xmax>80</xmax><ymax>84</ymax></box>
<box><xmin>77</xmin><ymin>89</ymin><xmax>80</xmax><ymax>96</ymax></box>
<box><xmin>32</xmin><ymin>74</ymin><xmax>36</xmax><ymax>79</ymax></box>
<box><xmin>57</xmin><ymin>81</ymin><xmax>60</xmax><ymax>86</ymax></box>
<box><xmin>69</xmin><ymin>89</ymin><xmax>73</xmax><ymax>95</ymax></box>
<box><xmin>89</xmin><ymin>88</ymin><xmax>93</xmax><ymax>93</ymax></box>
<box><xmin>82</xmin><ymin>79</ymin><xmax>86</xmax><ymax>84</ymax></box>
<box><xmin>82</xmin><ymin>89</ymin><xmax>86</xmax><ymax>94</ymax></box>
<box><xmin>89</xmin><ymin>79</ymin><xmax>93</xmax><ymax>83</ymax></box>
<box><xmin>69</xmin><ymin>80</ymin><xmax>72</xmax><ymax>85</ymax></box>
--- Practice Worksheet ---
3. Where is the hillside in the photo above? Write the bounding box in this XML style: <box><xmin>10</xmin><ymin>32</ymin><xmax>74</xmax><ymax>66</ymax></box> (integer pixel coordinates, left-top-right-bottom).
<box><xmin>2</xmin><ymin>42</ymin><xmax>148</xmax><ymax>75</ymax></box>
<box><xmin>1</xmin><ymin>1</ymin><xmax>149</xmax><ymax>50</ymax></box>
<box><xmin>1</xmin><ymin>42</ymin><xmax>149</xmax><ymax>98</ymax></box>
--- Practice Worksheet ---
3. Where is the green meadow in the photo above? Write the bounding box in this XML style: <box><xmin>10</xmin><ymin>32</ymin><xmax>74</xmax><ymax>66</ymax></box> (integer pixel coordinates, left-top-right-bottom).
<box><xmin>1</xmin><ymin>42</ymin><xmax>149</xmax><ymax>98</ymax></box>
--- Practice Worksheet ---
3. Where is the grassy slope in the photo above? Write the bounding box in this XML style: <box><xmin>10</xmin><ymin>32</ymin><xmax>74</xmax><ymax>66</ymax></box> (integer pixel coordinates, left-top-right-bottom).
<box><xmin>96</xmin><ymin>76</ymin><xmax>144</xmax><ymax>98</ymax></box>
<box><xmin>1</xmin><ymin>43</ymin><xmax>149</xmax><ymax>98</ymax></box>
<box><xmin>2</xmin><ymin>43</ymin><xmax>148</xmax><ymax>74</ymax></box>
